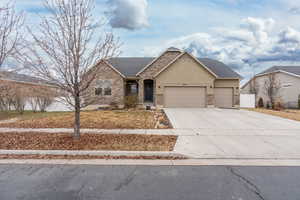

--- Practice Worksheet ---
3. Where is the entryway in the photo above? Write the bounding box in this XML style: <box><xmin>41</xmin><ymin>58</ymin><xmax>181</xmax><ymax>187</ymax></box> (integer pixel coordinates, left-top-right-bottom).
<box><xmin>144</xmin><ymin>79</ymin><xmax>154</xmax><ymax>102</ymax></box>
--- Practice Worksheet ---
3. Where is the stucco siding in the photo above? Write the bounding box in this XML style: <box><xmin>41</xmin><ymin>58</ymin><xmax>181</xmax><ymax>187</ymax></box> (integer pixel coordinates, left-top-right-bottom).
<box><xmin>155</xmin><ymin>54</ymin><xmax>215</xmax><ymax>106</ymax></box>
<box><xmin>277</xmin><ymin>73</ymin><xmax>300</xmax><ymax>107</ymax></box>
<box><xmin>242</xmin><ymin>72</ymin><xmax>300</xmax><ymax>108</ymax></box>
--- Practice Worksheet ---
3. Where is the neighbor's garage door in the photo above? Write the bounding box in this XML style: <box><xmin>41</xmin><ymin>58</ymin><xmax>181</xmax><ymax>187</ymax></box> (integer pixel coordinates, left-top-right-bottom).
<box><xmin>164</xmin><ymin>86</ymin><xmax>206</xmax><ymax>108</ymax></box>
<box><xmin>214</xmin><ymin>88</ymin><xmax>233</xmax><ymax>108</ymax></box>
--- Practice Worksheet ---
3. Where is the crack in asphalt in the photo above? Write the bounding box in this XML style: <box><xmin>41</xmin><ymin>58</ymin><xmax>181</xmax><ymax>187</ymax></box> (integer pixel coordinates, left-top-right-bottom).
<box><xmin>114</xmin><ymin>167</ymin><xmax>137</xmax><ymax>191</ymax></box>
<box><xmin>226</xmin><ymin>166</ymin><xmax>266</xmax><ymax>200</ymax></box>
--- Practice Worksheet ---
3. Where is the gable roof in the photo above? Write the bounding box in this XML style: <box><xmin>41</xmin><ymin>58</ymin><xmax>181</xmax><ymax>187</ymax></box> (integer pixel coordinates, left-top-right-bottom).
<box><xmin>154</xmin><ymin>52</ymin><xmax>218</xmax><ymax>78</ymax></box>
<box><xmin>198</xmin><ymin>58</ymin><xmax>242</xmax><ymax>78</ymax></box>
<box><xmin>241</xmin><ymin>65</ymin><xmax>300</xmax><ymax>89</ymax></box>
<box><xmin>107</xmin><ymin>56</ymin><xmax>241</xmax><ymax>79</ymax></box>
<box><xmin>257</xmin><ymin>66</ymin><xmax>300</xmax><ymax>77</ymax></box>
<box><xmin>107</xmin><ymin>57</ymin><xmax>155</xmax><ymax>77</ymax></box>
<box><xmin>167</xmin><ymin>47</ymin><xmax>182</xmax><ymax>52</ymax></box>
<box><xmin>0</xmin><ymin>71</ymin><xmax>48</xmax><ymax>85</ymax></box>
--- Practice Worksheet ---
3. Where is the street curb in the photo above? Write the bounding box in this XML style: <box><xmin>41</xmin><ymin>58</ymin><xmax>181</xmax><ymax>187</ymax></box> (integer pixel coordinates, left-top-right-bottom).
<box><xmin>0</xmin><ymin>149</ymin><xmax>186</xmax><ymax>158</ymax></box>
<box><xmin>2</xmin><ymin>159</ymin><xmax>300</xmax><ymax>166</ymax></box>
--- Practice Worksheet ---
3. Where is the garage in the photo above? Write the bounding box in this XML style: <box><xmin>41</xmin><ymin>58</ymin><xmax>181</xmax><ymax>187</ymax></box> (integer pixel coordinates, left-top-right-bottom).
<box><xmin>214</xmin><ymin>88</ymin><xmax>233</xmax><ymax>108</ymax></box>
<box><xmin>164</xmin><ymin>86</ymin><xmax>206</xmax><ymax>108</ymax></box>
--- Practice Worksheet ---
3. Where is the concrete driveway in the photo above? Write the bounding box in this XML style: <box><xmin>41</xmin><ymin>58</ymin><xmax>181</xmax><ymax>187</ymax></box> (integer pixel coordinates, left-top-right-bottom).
<box><xmin>164</xmin><ymin>108</ymin><xmax>300</xmax><ymax>130</ymax></box>
<box><xmin>164</xmin><ymin>108</ymin><xmax>300</xmax><ymax>159</ymax></box>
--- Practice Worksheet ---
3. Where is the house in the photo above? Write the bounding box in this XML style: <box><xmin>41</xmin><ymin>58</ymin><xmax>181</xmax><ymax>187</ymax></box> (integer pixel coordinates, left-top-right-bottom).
<box><xmin>241</xmin><ymin>66</ymin><xmax>300</xmax><ymax>108</ymax></box>
<box><xmin>84</xmin><ymin>47</ymin><xmax>242</xmax><ymax>109</ymax></box>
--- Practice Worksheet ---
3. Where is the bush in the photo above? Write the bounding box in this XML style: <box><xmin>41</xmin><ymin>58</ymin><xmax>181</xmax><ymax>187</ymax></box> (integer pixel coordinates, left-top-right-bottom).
<box><xmin>266</xmin><ymin>101</ymin><xmax>270</xmax><ymax>109</ymax></box>
<box><xmin>124</xmin><ymin>95</ymin><xmax>138</xmax><ymax>108</ymax></box>
<box><xmin>37</xmin><ymin>96</ymin><xmax>54</xmax><ymax>112</ymax></box>
<box><xmin>258</xmin><ymin>97</ymin><xmax>264</xmax><ymax>108</ymax></box>
<box><xmin>274</xmin><ymin>101</ymin><xmax>284</xmax><ymax>111</ymax></box>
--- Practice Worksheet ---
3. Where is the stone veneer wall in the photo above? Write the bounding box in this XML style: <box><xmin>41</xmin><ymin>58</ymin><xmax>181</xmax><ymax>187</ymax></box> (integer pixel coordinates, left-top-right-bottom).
<box><xmin>207</xmin><ymin>94</ymin><xmax>214</xmax><ymax>106</ymax></box>
<box><xmin>83</xmin><ymin>61</ymin><xmax>124</xmax><ymax>107</ymax></box>
<box><xmin>138</xmin><ymin>51</ymin><xmax>182</xmax><ymax>105</ymax></box>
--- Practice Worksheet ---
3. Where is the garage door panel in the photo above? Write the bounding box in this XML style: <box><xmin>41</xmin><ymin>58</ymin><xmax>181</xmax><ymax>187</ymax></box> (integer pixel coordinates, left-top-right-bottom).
<box><xmin>214</xmin><ymin>88</ymin><xmax>233</xmax><ymax>108</ymax></box>
<box><xmin>164</xmin><ymin>86</ymin><xmax>206</xmax><ymax>108</ymax></box>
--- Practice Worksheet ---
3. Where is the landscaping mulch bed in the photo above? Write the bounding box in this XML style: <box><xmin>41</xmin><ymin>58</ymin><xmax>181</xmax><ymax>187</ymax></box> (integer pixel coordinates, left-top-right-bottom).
<box><xmin>0</xmin><ymin>110</ymin><xmax>172</xmax><ymax>129</ymax></box>
<box><xmin>0</xmin><ymin>133</ymin><xmax>177</xmax><ymax>151</ymax></box>
<box><xmin>0</xmin><ymin>154</ymin><xmax>186</xmax><ymax>160</ymax></box>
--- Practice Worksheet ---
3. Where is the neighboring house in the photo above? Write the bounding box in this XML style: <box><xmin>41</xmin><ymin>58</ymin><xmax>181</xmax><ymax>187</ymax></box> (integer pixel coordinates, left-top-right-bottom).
<box><xmin>0</xmin><ymin>71</ymin><xmax>71</xmax><ymax>112</ymax></box>
<box><xmin>0</xmin><ymin>71</ymin><xmax>48</xmax><ymax>86</ymax></box>
<box><xmin>241</xmin><ymin>66</ymin><xmax>300</xmax><ymax>108</ymax></box>
<box><xmin>84</xmin><ymin>47</ymin><xmax>242</xmax><ymax>108</ymax></box>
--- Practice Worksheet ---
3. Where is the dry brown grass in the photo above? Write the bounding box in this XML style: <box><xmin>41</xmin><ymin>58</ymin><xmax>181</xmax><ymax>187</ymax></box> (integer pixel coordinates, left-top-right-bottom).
<box><xmin>246</xmin><ymin>108</ymin><xmax>300</xmax><ymax>122</ymax></box>
<box><xmin>0</xmin><ymin>110</ymin><xmax>169</xmax><ymax>129</ymax></box>
<box><xmin>0</xmin><ymin>132</ymin><xmax>177</xmax><ymax>151</ymax></box>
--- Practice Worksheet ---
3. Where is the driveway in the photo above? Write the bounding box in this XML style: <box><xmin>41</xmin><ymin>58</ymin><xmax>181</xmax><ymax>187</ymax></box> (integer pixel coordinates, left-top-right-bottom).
<box><xmin>164</xmin><ymin>108</ymin><xmax>300</xmax><ymax>130</ymax></box>
<box><xmin>164</xmin><ymin>108</ymin><xmax>300</xmax><ymax>159</ymax></box>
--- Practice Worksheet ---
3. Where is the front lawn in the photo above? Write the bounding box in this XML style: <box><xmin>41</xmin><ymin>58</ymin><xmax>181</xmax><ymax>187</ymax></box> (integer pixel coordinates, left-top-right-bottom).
<box><xmin>0</xmin><ymin>110</ymin><xmax>171</xmax><ymax>129</ymax></box>
<box><xmin>0</xmin><ymin>111</ymin><xmax>67</xmax><ymax>121</ymax></box>
<box><xmin>0</xmin><ymin>132</ymin><xmax>177</xmax><ymax>151</ymax></box>
<box><xmin>246</xmin><ymin>108</ymin><xmax>300</xmax><ymax>122</ymax></box>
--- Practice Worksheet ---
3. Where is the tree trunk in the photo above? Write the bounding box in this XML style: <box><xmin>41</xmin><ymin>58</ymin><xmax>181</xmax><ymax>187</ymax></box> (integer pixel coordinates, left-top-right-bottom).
<box><xmin>74</xmin><ymin>94</ymin><xmax>81</xmax><ymax>139</ymax></box>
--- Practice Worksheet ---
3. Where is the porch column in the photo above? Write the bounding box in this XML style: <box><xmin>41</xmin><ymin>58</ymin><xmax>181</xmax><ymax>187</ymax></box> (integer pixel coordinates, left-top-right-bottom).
<box><xmin>138</xmin><ymin>79</ymin><xmax>144</xmax><ymax>104</ymax></box>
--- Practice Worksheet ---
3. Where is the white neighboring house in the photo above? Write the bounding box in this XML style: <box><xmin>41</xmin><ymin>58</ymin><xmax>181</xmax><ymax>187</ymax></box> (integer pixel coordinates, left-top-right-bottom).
<box><xmin>241</xmin><ymin>66</ymin><xmax>300</xmax><ymax>108</ymax></box>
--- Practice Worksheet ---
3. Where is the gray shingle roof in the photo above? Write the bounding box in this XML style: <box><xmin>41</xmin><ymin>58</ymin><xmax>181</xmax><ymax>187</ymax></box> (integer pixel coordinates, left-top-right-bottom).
<box><xmin>198</xmin><ymin>58</ymin><xmax>242</xmax><ymax>78</ymax></box>
<box><xmin>167</xmin><ymin>47</ymin><xmax>181</xmax><ymax>52</ymax></box>
<box><xmin>258</xmin><ymin>66</ymin><xmax>300</xmax><ymax>76</ymax></box>
<box><xmin>107</xmin><ymin>56</ymin><xmax>241</xmax><ymax>79</ymax></box>
<box><xmin>0</xmin><ymin>71</ymin><xmax>47</xmax><ymax>85</ymax></box>
<box><xmin>107</xmin><ymin>57</ymin><xmax>155</xmax><ymax>77</ymax></box>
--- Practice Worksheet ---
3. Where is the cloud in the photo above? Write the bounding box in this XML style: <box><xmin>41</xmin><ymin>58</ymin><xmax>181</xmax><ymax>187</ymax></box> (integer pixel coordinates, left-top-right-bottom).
<box><xmin>106</xmin><ymin>0</ymin><xmax>149</xmax><ymax>30</ymax></box>
<box><xmin>144</xmin><ymin>17</ymin><xmax>300</xmax><ymax>79</ymax></box>
<box><xmin>289</xmin><ymin>7</ymin><xmax>300</xmax><ymax>15</ymax></box>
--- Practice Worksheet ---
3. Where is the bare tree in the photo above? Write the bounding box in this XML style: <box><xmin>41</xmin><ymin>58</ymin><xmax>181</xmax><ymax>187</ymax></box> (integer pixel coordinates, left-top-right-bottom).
<box><xmin>263</xmin><ymin>73</ymin><xmax>282</xmax><ymax>107</ymax></box>
<box><xmin>0</xmin><ymin>2</ymin><xmax>24</xmax><ymax>69</ymax></box>
<box><xmin>20</xmin><ymin>0</ymin><xmax>120</xmax><ymax>138</ymax></box>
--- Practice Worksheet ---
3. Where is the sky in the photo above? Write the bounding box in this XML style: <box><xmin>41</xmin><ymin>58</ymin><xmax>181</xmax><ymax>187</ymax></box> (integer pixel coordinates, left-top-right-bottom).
<box><xmin>3</xmin><ymin>0</ymin><xmax>300</xmax><ymax>82</ymax></box>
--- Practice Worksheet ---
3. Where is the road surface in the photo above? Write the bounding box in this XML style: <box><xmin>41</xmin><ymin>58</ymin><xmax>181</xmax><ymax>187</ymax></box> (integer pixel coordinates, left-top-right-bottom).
<box><xmin>0</xmin><ymin>164</ymin><xmax>298</xmax><ymax>200</ymax></box>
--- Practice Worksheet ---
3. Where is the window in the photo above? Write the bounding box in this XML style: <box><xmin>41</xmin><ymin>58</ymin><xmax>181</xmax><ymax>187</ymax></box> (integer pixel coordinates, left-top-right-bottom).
<box><xmin>95</xmin><ymin>87</ymin><xmax>102</xmax><ymax>96</ymax></box>
<box><xmin>104</xmin><ymin>87</ymin><xmax>112</xmax><ymax>95</ymax></box>
<box><xmin>130</xmin><ymin>84</ymin><xmax>138</xmax><ymax>94</ymax></box>
<box><xmin>95</xmin><ymin>79</ymin><xmax>112</xmax><ymax>96</ymax></box>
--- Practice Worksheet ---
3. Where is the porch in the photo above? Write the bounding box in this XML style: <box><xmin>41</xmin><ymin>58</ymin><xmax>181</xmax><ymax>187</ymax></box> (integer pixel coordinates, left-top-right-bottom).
<box><xmin>125</xmin><ymin>79</ymin><xmax>155</xmax><ymax>106</ymax></box>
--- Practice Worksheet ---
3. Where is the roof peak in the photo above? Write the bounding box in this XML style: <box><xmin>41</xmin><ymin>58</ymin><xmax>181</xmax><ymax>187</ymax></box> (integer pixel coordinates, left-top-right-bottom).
<box><xmin>166</xmin><ymin>47</ymin><xmax>182</xmax><ymax>52</ymax></box>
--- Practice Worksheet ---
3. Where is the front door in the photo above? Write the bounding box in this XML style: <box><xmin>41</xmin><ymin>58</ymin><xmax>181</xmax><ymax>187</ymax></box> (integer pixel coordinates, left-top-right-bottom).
<box><xmin>144</xmin><ymin>80</ymin><xmax>154</xmax><ymax>102</ymax></box>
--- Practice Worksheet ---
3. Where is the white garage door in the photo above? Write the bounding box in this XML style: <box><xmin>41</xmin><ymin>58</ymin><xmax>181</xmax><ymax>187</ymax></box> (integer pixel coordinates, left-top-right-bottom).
<box><xmin>164</xmin><ymin>86</ymin><xmax>206</xmax><ymax>108</ymax></box>
<box><xmin>214</xmin><ymin>88</ymin><xmax>233</xmax><ymax>108</ymax></box>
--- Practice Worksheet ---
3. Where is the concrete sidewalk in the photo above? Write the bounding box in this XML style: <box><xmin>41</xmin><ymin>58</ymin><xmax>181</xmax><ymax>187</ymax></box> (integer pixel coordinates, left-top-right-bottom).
<box><xmin>2</xmin><ymin>127</ymin><xmax>300</xmax><ymax>160</ymax></box>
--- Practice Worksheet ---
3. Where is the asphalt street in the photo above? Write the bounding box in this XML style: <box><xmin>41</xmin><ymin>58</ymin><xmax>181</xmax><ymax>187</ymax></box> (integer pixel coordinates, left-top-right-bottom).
<box><xmin>0</xmin><ymin>164</ymin><xmax>299</xmax><ymax>200</ymax></box>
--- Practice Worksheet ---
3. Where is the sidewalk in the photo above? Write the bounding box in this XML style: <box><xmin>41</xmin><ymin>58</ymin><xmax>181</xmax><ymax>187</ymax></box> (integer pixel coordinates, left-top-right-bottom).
<box><xmin>2</xmin><ymin>127</ymin><xmax>300</xmax><ymax>161</ymax></box>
